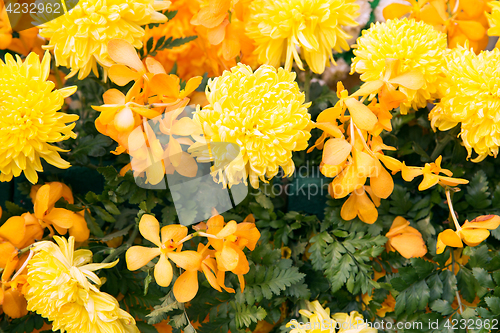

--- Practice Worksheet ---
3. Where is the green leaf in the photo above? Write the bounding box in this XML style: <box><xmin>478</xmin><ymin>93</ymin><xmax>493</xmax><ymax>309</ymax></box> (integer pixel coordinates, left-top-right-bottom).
<box><xmin>430</xmin><ymin>300</ymin><xmax>454</xmax><ymax>316</ymax></box>
<box><xmin>472</xmin><ymin>267</ymin><xmax>495</xmax><ymax>289</ymax></box>
<box><xmin>84</xmin><ymin>209</ymin><xmax>104</xmax><ymax>237</ymax></box>
<box><xmin>485</xmin><ymin>296</ymin><xmax>500</xmax><ymax>314</ymax></box>
<box><xmin>99</xmin><ymin>224</ymin><xmax>133</xmax><ymax>242</ymax></box>
<box><xmin>465</xmin><ymin>170</ymin><xmax>491</xmax><ymax>209</ymax></box>
<box><xmin>231</xmin><ymin>302</ymin><xmax>266</xmax><ymax>329</ymax></box>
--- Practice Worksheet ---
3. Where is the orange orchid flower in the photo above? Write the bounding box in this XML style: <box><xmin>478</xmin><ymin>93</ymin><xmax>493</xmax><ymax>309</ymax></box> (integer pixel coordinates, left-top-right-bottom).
<box><xmin>0</xmin><ymin>252</ymin><xmax>29</xmax><ymax>318</ymax></box>
<box><xmin>437</xmin><ymin>214</ymin><xmax>500</xmax><ymax>254</ymax></box>
<box><xmin>351</xmin><ymin>59</ymin><xmax>425</xmax><ymax>113</ymax></box>
<box><xmin>126</xmin><ymin>214</ymin><xmax>195</xmax><ymax>288</ymax></box>
<box><xmin>172</xmin><ymin>243</ymin><xmax>221</xmax><ymax>303</ymax></box>
<box><xmin>205</xmin><ymin>214</ymin><xmax>260</xmax><ymax>292</ymax></box>
<box><xmin>386</xmin><ymin>216</ymin><xmax>427</xmax><ymax>259</ymax></box>
<box><xmin>341</xmin><ymin>186</ymin><xmax>380</xmax><ymax>224</ymax></box>
<box><xmin>32</xmin><ymin>182</ymin><xmax>90</xmax><ymax>242</ymax></box>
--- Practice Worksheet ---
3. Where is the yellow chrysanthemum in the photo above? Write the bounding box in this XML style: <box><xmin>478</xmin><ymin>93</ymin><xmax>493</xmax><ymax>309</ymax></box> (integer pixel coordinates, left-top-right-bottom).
<box><xmin>25</xmin><ymin>236</ymin><xmax>139</xmax><ymax>333</ymax></box>
<box><xmin>246</xmin><ymin>0</ymin><xmax>360</xmax><ymax>74</ymax></box>
<box><xmin>487</xmin><ymin>1</ymin><xmax>500</xmax><ymax>49</ymax></box>
<box><xmin>193</xmin><ymin>64</ymin><xmax>312</xmax><ymax>188</ymax></box>
<box><xmin>0</xmin><ymin>52</ymin><xmax>78</xmax><ymax>184</ymax></box>
<box><xmin>37</xmin><ymin>0</ymin><xmax>170</xmax><ymax>79</ymax></box>
<box><xmin>352</xmin><ymin>18</ymin><xmax>447</xmax><ymax>114</ymax></box>
<box><xmin>430</xmin><ymin>47</ymin><xmax>500</xmax><ymax>162</ymax></box>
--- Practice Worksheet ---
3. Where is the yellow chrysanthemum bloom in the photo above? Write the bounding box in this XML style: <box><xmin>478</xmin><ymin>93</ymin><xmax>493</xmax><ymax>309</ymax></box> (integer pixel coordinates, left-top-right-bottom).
<box><xmin>193</xmin><ymin>64</ymin><xmax>312</xmax><ymax>189</ymax></box>
<box><xmin>430</xmin><ymin>47</ymin><xmax>500</xmax><ymax>162</ymax></box>
<box><xmin>352</xmin><ymin>18</ymin><xmax>447</xmax><ymax>114</ymax></box>
<box><xmin>25</xmin><ymin>236</ymin><xmax>139</xmax><ymax>333</ymax></box>
<box><xmin>246</xmin><ymin>0</ymin><xmax>360</xmax><ymax>74</ymax></box>
<box><xmin>37</xmin><ymin>0</ymin><xmax>170</xmax><ymax>79</ymax></box>
<box><xmin>487</xmin><ymin>1</ymin><xmax>500</xmax><ymax>49</ymax></box>
<box><xmin>0</xmin><ymin>52</ymin><xmax>77</xmax><ymax>184</ymax></box>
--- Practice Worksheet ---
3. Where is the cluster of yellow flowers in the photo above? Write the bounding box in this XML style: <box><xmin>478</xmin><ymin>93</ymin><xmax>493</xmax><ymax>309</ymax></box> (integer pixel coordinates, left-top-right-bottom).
<box><xmin>383</xmin><ymin>0</ymin><xmax>491</xmax><ymax>52</ymax></box>
<box><xmin>0</xmin><ymin>182</ymin><xmax>89</xmax><ymax>321</ymax></box>
<box><xmin>0</xmin><ymin>52</ymin><xmax>78</xmax><ymax>184</ymax></box>
<box><xmin>193</xmin><ymin>64</ymin><xmax>313</xmax><ymax>188</ymax></box>
<box><xmin>126</xmin><ymin>213</ymin><xmax>260</xmax><ymax>302</ymax></box>
<box><xmin>26</xmin><ymin>236</ymin><xmax>139</xmax><ymax>333</ymax></box>
<box><xmin>286</xmin><ymin>300</ymin><xmax>376</xmax><ymax>333</ymax></box>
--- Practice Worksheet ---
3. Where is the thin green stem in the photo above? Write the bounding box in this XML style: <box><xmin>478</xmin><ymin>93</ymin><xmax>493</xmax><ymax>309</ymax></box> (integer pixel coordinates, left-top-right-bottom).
<box><xmin>101</xmin><ymin>223</ymin><xmax>139</xmax><ymax>264</ymax></box>
<box><xmin>304</xmin><ymin>69</ymin><xmax>312</xmax><ymax>103</ymax></box>
<box><xmin>430</xmin><ymin>126</ymin><xmax>459</xmax><ymax>161</ymax></box>
<box><xmin>451</xmin><ymin>249</ymin><xmax>463</xmax><ymax>314</ymax></box>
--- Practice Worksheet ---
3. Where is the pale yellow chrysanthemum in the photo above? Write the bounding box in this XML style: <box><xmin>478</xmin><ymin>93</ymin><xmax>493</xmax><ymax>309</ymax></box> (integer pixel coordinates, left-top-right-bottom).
<box><xmin>487</xmin><ymin>1</ymin><xmax>500</xmax><ymax>49</ymax></box>
<box><xmin>193</xmin><ymin>64</ymin><xmax>312</xmax><ymax>189</ymax></box>
<box><xmin>0</xmin><ymin>52</ymin><xmax>77</xmax><ymax>184</ymax></box>
<box><xmin>246</xmin><ymin>0</ymin><xmax>360</xmax><ymax>74</ymax></box>
<box><xmin>25</xmin><ymin>236</ymin><xmax>139</xmax><ymax>333</ymax></box>
<box><xmin>352</xmin><ymin>18</ymin><xmax>447</xmax><ymax>114</ymax></box>
<box><xmin>37</xmin><ymin>0</ymin><xmax>170</xmax><ymax>79</ymax></box>
<box><xmin>430</xmin><ymin>47</ymin><xmax>500</xmax><ymax>163</ymax></box>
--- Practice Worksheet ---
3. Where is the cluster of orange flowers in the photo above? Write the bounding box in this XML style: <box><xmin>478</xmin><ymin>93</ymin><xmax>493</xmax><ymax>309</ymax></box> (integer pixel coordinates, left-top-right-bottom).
<box><xmin>0</xmin><ymin>2</ymin><xmax>45</xmax><ymax>57</ymax></box>
<box><xmin>126</xmin><ymin>213</ymin><xmax>260</xmax><ymax>303</ymax></box>
<box><xmin>143</xmin><ymin>0</ymin><xmax>257</xmax><ymax>80</ymax></box>
<box><xmin>92</xmin><ymin>39</ymin><xmax>204</xmax><ymax>185</ymax></box>
<box><xmin>0</xmin><ymin>182</ymin><xmax>89</xmax><ymax>319</ymax></box>
<box><xmin>383</xmin><ymin>0</ymin><xmax>491</xmax><ymax>52</ymax></box>
<box><xmin>310</xmin><ymin>79</ymin><xmax>468</xmax><ymax>224</ymax></box>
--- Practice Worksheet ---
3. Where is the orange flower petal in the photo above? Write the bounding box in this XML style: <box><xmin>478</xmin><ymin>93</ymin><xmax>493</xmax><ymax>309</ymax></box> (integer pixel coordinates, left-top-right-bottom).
<box><xmin>322</xmin><ymin>138</ymin><xmax>352</xmax><ymax>166</ymax></box>
<box><xmin>460</xmin><ymin>228</ymin><xmax>490</xmax><ymax>246</ymax></box>
<box><xmin>108</xmin><ymin>65</ymin><xmax>142</xmax><ymax>86</ymax></box>
<box><xmin>436</xmin><ymin>229</ymin><xmax>463</xmax><ymax>254</ymax></box>
<box><xmin>107</xmin><ymin>39</ymin><xmax>145</xmax><ymax>72</ymax></box>
<box><xmin>3</xmin><ymin>289</ymin><xmax>28</xmax><ymax>318</ymax></box>
<box><xmin>383</xmin><ymin>3</ymin><xmax>411</xmax><ymax>20</ymax></box>
<box><xmin>154</xmin><ymin>254</ymin><xmax>173</xmax><ymax>287</ymax></box>
<box><xmin>160</xmin><ymin>225</ymin><xmax>188</xmax><ymax>244</ymax></box>
<box><xmin>68</xmin><ymin>213</ymin><xmax>90</xmax><ymax>243</ymax></box>
<box><xmin>217</xmin><ymin>243</ymin><xmax>239</xmax><ymax>271</ymax></box>
<box><xmin>139</xmin><ymin>215</ymin><xmax>162</xmax><ymax>247</ymax></box>
<box><xmin>464</xmin><ymin>215</ymin><xmax>500</xmax><ymax>230</ymax></box>
<box><xmin>370</xmin><ymin>162</ymin><xmax>394</xmax><ymax>199</ymax></box>
<box><xmin>344</xmin><ymin>97</ymin><xmax>378</xmax><ymax>131</ymax></box>
<box><xmin>126</xmin><ymin>246</ymin><xmax>161</xmax><ymax>271</ymax></box>
<box><xmin>201</xmin><ymin>261</ymin><xmax>221</xmax><ymax>292</ymax></box>
<box><xmin>389</xmin><ymin>71</ymin><xmax>425</xmax><ymax>90</ymax></box>
<box><xmin>419</xmin><ymin>172</ymin><xmax>440</xmax><ymax>191</ymax></box>
<box><xmin>216</xmin><ymin>220</ymin><xmax>237</xmax><ymax>238</ymax></box>
<box><xmin>0</xmin><ymin>217</ymin><xmax>26</xmax><ymax>245</ymax></box>
<box><xmin>168</xmin><ymin>251</ymin><xmax>202</xmax><ymax>271</ymax></box>
<box><xmin>173</xmin><ymin>270</ymin><xmax>199</xmax><ymax>303</ymax></box>
<box><xmin>390</xmin><ymin>233</ymin><xmax>427</xmax><ymax>259</ymax></box>
<box><xmin>43</xmin><ymin>208</ymin><xmax>75</xmax><ymax>229</ymax></box>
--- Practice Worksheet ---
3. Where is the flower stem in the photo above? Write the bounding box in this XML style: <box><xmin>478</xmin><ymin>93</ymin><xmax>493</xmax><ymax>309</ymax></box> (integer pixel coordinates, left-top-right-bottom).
<box><xmin>430</xmin><ymin>126</ymin><xmax>459</xmax><ymax>161</ymax></box>
<box><xmin>101</xmin><ymin>223</ymin><xmax>139</xmax><ymax>264</ymax></box>
<box><xmin>451</xmin><ymin>249</ymin><xmax>463</xmax><ymax>314</ymax></box>
<box><xmin>304</xmin><ymin>69</ymin><xmax>311</xmax><ymax>103</ymax></box>
<box><xmin>445</xmin><ymin>189</ymin><xmax>461</xmax><ymax>231</ymax></box>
